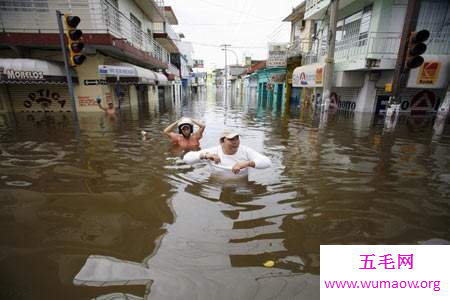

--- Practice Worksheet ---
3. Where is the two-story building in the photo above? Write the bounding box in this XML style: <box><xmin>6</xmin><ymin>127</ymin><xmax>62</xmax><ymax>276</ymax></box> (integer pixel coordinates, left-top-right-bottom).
<box><xmin>292</xmin><ymin>0</ymin><xmax>450</xmax><ymax>115</ymax></box>
<box><xmin>0</xmin><ymin>0</ymin><xmax>185</xmax><ymax>116</ymax></box>
<box><xmin>153</xmin><ymin>5</ymin><xmax>184</xmax><ymax>103</ymax></box>
<box><xmin>177</xmin><ymin>40</ymin><xmax>194</xmax><ymax>91</ymax></box>
<box><xmin>283</xmin><ymin>2</ymin><xmax>315</xmax><ymax>107</ymax></box>
<box><xmin>257</xmin><ymin>43</ymin><xmax>288</xmax><ymax>110</ymax></box>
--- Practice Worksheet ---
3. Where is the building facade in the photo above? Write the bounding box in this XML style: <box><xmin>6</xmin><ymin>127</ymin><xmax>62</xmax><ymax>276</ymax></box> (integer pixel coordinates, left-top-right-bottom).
<box><xmin>291</xmin><ymin>0</ymin><xmax>450</xmax><ymax>115</ymax></box>
<box><xmin>0</xmin><ymin>0</ymin><xmax>189</xmax><ymax>116</ymax></box>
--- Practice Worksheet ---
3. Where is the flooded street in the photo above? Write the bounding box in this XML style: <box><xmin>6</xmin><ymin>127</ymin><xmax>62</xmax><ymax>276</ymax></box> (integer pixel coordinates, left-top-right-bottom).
<box><xmin>1</xmin><ymin>89</ymin><xmax>449</xmax><ymax>299</ymax></box>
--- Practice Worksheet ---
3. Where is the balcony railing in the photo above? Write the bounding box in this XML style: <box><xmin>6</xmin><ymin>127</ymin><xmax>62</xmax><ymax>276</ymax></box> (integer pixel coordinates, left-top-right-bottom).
<box><xmin>334</xmin><ymin>31</ymin><xmax>450</xmax><ymax>62</ymax></box>
<box><xmin>0</xmin><ymin>0</ymin><xmax>169</xmax><ymax>64</ymax></box>
<box><xmin>334</xmin><ymin>32</ymin><xmax>402</xmax><ymax>62</ymax></box>
<box><xmin>153</xmin><ymin>22</ymin><xmax>179</xmax><ymax>42</ymax></box>
<box><xmin>300</xmin><ymin>30</ymin><xmax>450</xmax><ymax>66</ymax></box>
<box><xmin>305</xmin><ymin>0</ymin><xmax>330</xmax><ymax>19</ymax></box>
<box><xmin>101</xmin><ymin>0</ymin><xmax>170</xmax><ymax>63</ymax></box>
<box><xmin>287</xmin><ymin>37</ymin><xmax>314</xmax><ymax>58</ymax></box>
<box><xmin>302</xmin><ymin>43</ymin><xmax>327</xmax><ymax>65</ymax></box>
<box><xmin>167</xmin><ymin>63</ymin><xmax>179</xmax><ymax>76</ymax></box>
<box><xmin>154</xmin><ymin>0</ymin><xmax>165</xmax><ymax>9</ymax></box>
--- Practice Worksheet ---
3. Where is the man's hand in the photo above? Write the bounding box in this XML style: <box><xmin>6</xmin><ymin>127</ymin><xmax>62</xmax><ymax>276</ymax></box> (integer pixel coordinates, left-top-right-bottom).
<box><xmin>203</xmin><ymin>153</ymin><xmax>220</xmax><ymax>164</ymax></box>
<box><xmin>231</xmin><ymin>161</ymin><xmax>251</xmax><ymax>174</ymax></box>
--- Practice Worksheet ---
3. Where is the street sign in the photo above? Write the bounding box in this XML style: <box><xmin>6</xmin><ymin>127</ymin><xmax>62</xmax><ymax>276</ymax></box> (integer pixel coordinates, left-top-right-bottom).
<box><xmin>84</xmin><ymin>79</ymin><xmax>107</xmax><ymax>86</ymax></box>
<box><xmin>98</xmin><ymin>65</ymin><xmax>137</xmax><ymax>76</ymax></box>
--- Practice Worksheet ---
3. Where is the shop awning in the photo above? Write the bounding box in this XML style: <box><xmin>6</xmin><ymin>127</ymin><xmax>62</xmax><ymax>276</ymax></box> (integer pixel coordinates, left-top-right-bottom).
<box><xmin>99</xmin><ymin>64</ymin><xmax>154</xmax><ymax>84</ymax></box>
<box><xmin>0</xmin><ymin>58</ymin><xmax>75</xmax><ymax>84</ymax></box>
<box><xmin>98</xmin><ymin>64</ymin><xmax>168</xmax><ymax>85</ymax></box>
<box><xmin>292</xmin><ymin>63</ymin><xmax>325</xmax><ymax>87</ymax></box>
<box><xmin>154</xmin><ymin>72</ymin><xmax>168</xmax><ymax>86</ymax></box>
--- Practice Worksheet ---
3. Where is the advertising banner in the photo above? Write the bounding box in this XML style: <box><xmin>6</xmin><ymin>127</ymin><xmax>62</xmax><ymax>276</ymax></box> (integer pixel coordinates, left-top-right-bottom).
<box><xmin>267</xmin><ymin>43</ymin><xmax>288</xmax><ymax>68</ymax></box>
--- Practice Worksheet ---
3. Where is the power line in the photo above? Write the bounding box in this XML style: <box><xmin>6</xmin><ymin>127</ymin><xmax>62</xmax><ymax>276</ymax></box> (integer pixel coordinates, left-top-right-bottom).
<box><xmin>182</xmin><ymin>20</ymin><xmax>279</xmax><ymax>26</ymax></box>
<box><xmin>197</xmin><ymin>0</ymin><xmax>279</xmax><ymax>21</ymax></box>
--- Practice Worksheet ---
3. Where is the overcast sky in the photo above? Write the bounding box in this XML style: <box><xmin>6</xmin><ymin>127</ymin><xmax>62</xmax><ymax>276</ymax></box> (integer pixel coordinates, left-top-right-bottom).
<box><xmin>164</xmin><ymin>0</ymin><xmax>299</xmax><ymax>70</ymax></box>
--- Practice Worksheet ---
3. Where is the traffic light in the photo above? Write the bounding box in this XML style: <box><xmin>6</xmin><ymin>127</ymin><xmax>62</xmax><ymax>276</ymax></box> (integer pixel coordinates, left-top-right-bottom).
<box><xmin>405</xmin><ymin>29</ymin><xmax>430</xmax><ymax>69</ymax></box>
<box><xmin>64</xmin><ymin>15</ymin><xmax>86</xmax><ymax>66</ymax></box>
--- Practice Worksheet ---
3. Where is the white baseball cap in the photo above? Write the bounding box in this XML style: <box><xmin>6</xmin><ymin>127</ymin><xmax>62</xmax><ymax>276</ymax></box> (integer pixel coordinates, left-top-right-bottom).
<box><xmin>220</xmin><ymin>128</ymin><xmax>239</xmax><ymax>139</ymax></box>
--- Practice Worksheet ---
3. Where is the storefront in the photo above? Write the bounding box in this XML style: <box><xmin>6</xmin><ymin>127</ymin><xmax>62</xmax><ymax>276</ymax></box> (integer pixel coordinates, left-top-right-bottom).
<box><xmin>374</xmin><ymin>56</ymin><xmax>450</xmax><ymax>115</ymax></box>
<box><xmin>0</xmin><ymin>58</ymin><xmax>76</xmax><ymax>113</ymax></box>
<box><xmin>257</xmin><ymin>67</ymin><xmax>286</xmax><ymax>108</ymax></box>
<box><xmin>98</xmin><ymin>64</ymin><xmax>168</xmax><ymax>111</ymax></box>
<box><xmin>292</xmin><ymin>63</ymin><xmax>324</xmax><ymax>108</ymax></box>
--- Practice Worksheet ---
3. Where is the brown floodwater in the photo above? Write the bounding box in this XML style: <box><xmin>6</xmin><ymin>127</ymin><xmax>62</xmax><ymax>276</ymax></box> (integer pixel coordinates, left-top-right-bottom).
<box><xmin>0</xmin><ymin>88</ymin><xmax>449</xmax><ymax>299</ymax></box>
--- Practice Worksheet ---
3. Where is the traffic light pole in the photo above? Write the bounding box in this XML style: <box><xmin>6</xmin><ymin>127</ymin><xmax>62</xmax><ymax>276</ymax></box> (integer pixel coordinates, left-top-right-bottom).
<box><xmin>56</xmin><ymin>10</ymin><xmax>79</xmax><ymax>127</ymax></box>
<box><xmin>390</xmin><ymin>0</ymin><xmax>421</xmax><ymax>105</ymax></box>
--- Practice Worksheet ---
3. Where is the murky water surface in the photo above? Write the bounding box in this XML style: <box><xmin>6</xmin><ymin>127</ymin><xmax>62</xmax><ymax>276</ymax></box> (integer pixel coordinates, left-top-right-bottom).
<box><xmin>0</xmin><ymin>89</ymin><xmax>449</xmax><ymax>299</ymax></box>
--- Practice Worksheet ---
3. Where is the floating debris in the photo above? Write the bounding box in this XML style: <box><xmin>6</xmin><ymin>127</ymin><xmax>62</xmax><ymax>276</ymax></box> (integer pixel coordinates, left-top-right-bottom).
<box><xmin>5</xmin><ymin>180</ymin><xmax>32</xmax><ymax>187</ymax></box>
<box><xmin>263</xmin><ymin>260</ymin><xmax>275</xmax><ymax>268</ymax></box>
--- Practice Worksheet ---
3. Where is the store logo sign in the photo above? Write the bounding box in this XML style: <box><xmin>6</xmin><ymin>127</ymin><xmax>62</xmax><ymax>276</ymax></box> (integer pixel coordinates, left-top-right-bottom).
<box><xmin>5</xmin><ymin>69</ymin><xmax>44</xmax><ymax>80</ymax></box>
<box><xmin>417</xmin><ymin>62</ymin><xmax>441</xmax><ymax>85</ymax></box>
<box><xmin>300</xmin><ymin>72</ymin><xmax>307</xmax><ymax>85</ymax></box>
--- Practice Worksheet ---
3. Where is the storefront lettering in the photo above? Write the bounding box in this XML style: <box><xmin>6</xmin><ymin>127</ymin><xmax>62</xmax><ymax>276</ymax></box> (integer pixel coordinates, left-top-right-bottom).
<box><xmin>376</xmin><ymin>90</ymin><xmax>440</xmax><ymax>115</ymax></box>
<box><xmin>292</xmin><ymin>69</ymin><xmax>322</xmax><ymax>87</ymax></box>
<box><xmin>332</xmin><ymin>92</ymin><xmax>356</xmax><ymax>111</ymax></box>
<box><xmin>78</xmin><ymin>95</ymin><xmax>97</xmax><ymax>106</ymax></box>
<box><xmin>6</xmin><ymin>69</ymin><xmax>44</xmax><ymax>80</ymax></box>
<box><xmin>24</xmin><ymin>89</ymin><xmax>65</xmax><ymax>109</ymax></box>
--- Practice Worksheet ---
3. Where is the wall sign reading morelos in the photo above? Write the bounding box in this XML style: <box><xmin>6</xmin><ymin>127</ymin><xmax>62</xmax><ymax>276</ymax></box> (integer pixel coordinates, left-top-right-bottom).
<box><xmin>0</xmin><ymin>67</ymin><xmax>44</xmax><ymax>81</ymax></box>
<box><xmin>0</xmin><ymin>64</ymin><xmax>69</xmax><ymax>84</ymax></box>
<box><xmin>4</xmin><ymin>69</ymin><xmax>44</xmax><ymax>80</ymax></box>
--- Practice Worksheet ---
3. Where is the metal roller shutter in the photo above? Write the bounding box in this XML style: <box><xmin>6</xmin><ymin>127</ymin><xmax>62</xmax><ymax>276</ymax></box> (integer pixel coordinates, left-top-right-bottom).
<box><xmin>111</xmin><ymin>84</ymin><xmax>130</xmax><ymax>108</ymax></box>
<box><xmin>375</xmin><ymin>88</ymin><xmax>445</xmax><ymax>114</ymax></box>
<box><xmin>332</xmin><ymin>87</ymin><xmax>360</xmax><ymax>111</ymax></box>
<box><xmin>7</xmin><ymin>84</ymin><xmax>72</xmax><ymax>113</ymax></box>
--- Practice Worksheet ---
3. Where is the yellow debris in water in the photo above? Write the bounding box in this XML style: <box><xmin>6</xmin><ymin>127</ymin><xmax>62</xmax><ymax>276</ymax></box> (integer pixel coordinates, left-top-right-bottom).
<box><xmin>263</xmin><ymin>260</ymin><xmax>275</xmax><ymax>268</ymax></box>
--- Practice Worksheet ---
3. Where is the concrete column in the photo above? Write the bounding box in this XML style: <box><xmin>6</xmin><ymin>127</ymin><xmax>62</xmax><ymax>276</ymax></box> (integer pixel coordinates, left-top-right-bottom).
<box><xmin>355</xmin><ymin>72</ymin><xmax>377</xmax><ymax>113</ymax></box>
<box><xmin>0</xmin><ymin>85</ymin><xmax>12</xmax><ymax>112</ymax></box>
<box><xmin>73</xmin><ymin>53</ymin><xmax>114</xmax><ymax>112</ymax></box>
<box><xmin>153</xmin><ymin>86</ymin><xmax>159</xmax><ymax>112</ymax></box>
<box><xmin>146</xmin><ymin>86</ymin><xmax>153</xmax><ymax>111</ymax></box>
<box><xmin>129</xmin><ymin>85</ymin><xmax>138</xmax><ymax>109</ymax></box>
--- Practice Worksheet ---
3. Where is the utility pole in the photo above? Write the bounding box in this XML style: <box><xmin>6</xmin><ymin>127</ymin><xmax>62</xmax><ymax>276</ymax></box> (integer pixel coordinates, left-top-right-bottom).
<box><xmin>56</xmin><ymin>10</ymin><xmax>79</xmax><ymax>128</ymax></box>
<box><xmin>390</xmin><ymin>0</ymin><xmax>421</xmax><ymax>105</ymax></box>
<box><xmin>322</xmin><ymin>0</ymin><xmax>338</xmax><ymax>112</ymax></box>
<box><xmin>384</xmin><ymin>0</ymin><xmax>421</xmax><ymax>130</ymax></box>
<box><xmin>221</xmin><ymin>44</ymin><xmax>231</xmax><ymax>100</ymax></box>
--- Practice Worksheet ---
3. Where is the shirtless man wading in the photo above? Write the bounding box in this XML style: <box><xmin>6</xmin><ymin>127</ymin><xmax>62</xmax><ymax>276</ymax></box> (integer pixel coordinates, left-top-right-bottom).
<box><xmin>163</xmin><ymin>117</ymin><xmax>205</xmax><ymax>149</ymax></box>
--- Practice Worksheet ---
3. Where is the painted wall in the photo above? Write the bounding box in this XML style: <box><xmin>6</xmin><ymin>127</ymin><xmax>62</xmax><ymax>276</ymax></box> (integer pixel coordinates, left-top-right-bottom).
<box><xmin>375</xmin><ymin>0</ymin><xmax>406</xmax><ymax>33</ymax></box>
<box><xmin>74</xmin><ymin>53</ymin><xmax>114</xmax><ymax>112</ymax></box>
<box><xmin>118</xmin><ymin>0</ymin><xmax>154</xmax><ymax>35</ymax></box>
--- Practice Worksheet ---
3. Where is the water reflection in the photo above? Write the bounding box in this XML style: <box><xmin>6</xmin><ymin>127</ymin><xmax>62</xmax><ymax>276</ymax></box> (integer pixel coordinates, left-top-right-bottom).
<box><xmin>0</xmin><ymin>87</ymin><xmax>449</xmax><ymax>299</ymax></box>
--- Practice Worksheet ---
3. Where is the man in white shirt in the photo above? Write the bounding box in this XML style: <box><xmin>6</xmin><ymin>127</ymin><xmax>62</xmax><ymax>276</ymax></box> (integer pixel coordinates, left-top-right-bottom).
<box><xmin>183</xmin><ymin>128</ymin><xmax>271</xmax><ymax>175</ymax></box>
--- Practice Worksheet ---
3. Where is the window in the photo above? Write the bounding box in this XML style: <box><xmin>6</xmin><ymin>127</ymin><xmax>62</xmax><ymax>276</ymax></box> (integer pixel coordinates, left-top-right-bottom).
<box><xmin>359</xmin><ymin>6</ymin><xmax>372</xmax><ymax>46</ymax></box>
<box><xmin>130</xmin><ymin>13</ymin><xmax>143</xmax><ymax>47</ymax></box>
<box><xmin>0</xmin><ymin>0</ymin><xmax>49</xmax><ymax>12</ymax></box>
<box><xmin>335</xmin><ymin>5</ymin><xmax>372</xmax><ymax>48</ymax></box>
<box><xmin>108</xmin><ymin>0</ymin><xmax>121</xmax><ymax>34</ymax></box>
<box><xmin>147</xmin><ymin>29</ymin><xmax>153</xmax><ymax>51</ymax></box>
